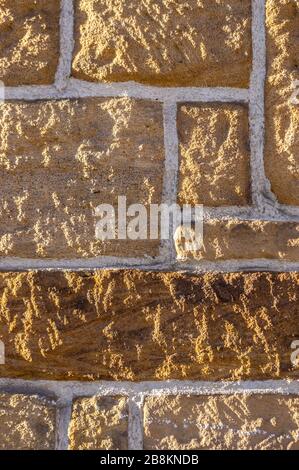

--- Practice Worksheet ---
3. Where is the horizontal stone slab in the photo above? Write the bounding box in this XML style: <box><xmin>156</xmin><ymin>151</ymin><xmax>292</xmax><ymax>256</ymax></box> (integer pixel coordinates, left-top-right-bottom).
<box><xmin>0</xmin><ymin>98</ymin><xmax>164</xmax><ymax>259</ymax></box>
<box><xmin>0</xmin><ymin>270</ymin><xmax>298</xmax><ymax>381</ymax></box>
<box><xmin>144</xmin><ymin>394</ymin><xmax>299</xmax><ymax>450</ymax></box>
<box><xmin>175</xmin><ymin>220</ymin><xmax>299</xmax><ymax>261</ymax></box>
<box><xmin>0</xmin><ymin>393</ymin><xmax>56</xmax><ymax>450</ymax></box>
<box><xmin>0</xmin><ymin>0</ymin><xmax>60</xmax><ymax>85</ymax></box>
<box><xmin>72</xmin><ymin>0</ymin><xmax>252</xmax><ymax>87</ymax></box>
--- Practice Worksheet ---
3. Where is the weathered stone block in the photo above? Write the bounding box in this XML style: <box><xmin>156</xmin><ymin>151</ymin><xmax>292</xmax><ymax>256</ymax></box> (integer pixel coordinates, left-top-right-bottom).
<box><xmin>0</xmin><ymin>98</ymin><xmax>164</xmax><ymax>259</ymax></box>
<box><xmin>72</xmin><ymin>0</ymin><xmax>252</xmax><ymax>87</ymax></box>
<box><xmin>175</xmin><ymin>220</ymin><xmax>299</xmax><ymax>261</ymax></box>
<box><xmin>0</xmin><ymin>271</ymin><xmax>298</xmax><ymax>381</ymax></box>
<box><xmin>68</xmin><ymin>396</ymin><xmax>128</xmax><ymax>450</ymax></box>
<box><xmin>0</xmin><ymin>393</ymin><xmax>56</xmax><ymax>450</ymax></box>
<box><xmin>144</xmin><ymin>395</ymin><xmax>299</xmax><ymax>450</ymax></box>
<box><xmin>265</xmin><ymin>0</ymin><xmax>299</xmax><ymax>204</ymax></box>
<box><xmin>178</xmin><ymin>104</ymin><xmax>251</xmax><ymax>206</ymax></box>
<box><xmin>0</xmin><ymin>0</ymin><xmax>60</xmax><ymax>85</ymax></box>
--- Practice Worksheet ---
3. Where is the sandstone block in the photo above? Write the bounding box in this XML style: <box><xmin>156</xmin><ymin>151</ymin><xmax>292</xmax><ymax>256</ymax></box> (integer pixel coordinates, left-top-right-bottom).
<box><xmin>0</xmin><ymin>0</ymin><xmax>60</xmax><ymax>85</ymax></box>
<box><xmin>0</xmin><ymin>271</ymin><xmax>298</xmax><ymax>381</ymax></box>
<box><xmin>144</xmin><ymin>395</ymin><xmax>299</xmax><ymax>450</ymax></box>
<box><xmin>68</xmin><ymin>396</ymin><xmax>128</xmax><ymax>450</ymax></box>
<box><xmin>265</xmin><ymin>0</ymin><xmax>299</xmax><ymax>204</ymax></box>
<box><xmin>175</xmin><ymin>220</ymin><xmax>299</xmax><ymax>261</ymax></box>
<box><xmin>0</xmin><ymin>393</ymin><xmax>56</xmax><ymax>450</ymax></box>
<box><xmin>0</xmin><ymin>98</ymin><xmax>164</xmax><ymax>259</ymax></box>
<box><xmin>178</xmin><ymin>104</ymin><xmax>251</xmax><ymax>206</ymax></box>
<box><xmin>72</xmin><ymin>0</ymin><xmax>252</xmax><ymax>87</ymax></box>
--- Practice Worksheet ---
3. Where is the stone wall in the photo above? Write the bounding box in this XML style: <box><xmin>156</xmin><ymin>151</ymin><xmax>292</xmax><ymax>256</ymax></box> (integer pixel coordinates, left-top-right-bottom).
<box><xmin>0</xmin><ymin>0</ymin><xmax>298</xmax><ymax>450</ymax></box>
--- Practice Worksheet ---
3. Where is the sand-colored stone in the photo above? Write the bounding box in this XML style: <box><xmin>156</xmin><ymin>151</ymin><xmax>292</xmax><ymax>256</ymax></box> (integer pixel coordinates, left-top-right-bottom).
<box><xmin>0</xmin><ymin>0</ymin><xmax>60</xmax><ymax>86</ymax></box>
<box><xmin>175</xmin><ymin>220</ymin><xmax>299</xmax><ymax>261</ymax></box>
<box><xmin>0</xmin><ymin>393</ymin><xmax>56</xmax><ymax>450</ymax></box>
<box><xmin>0</xmin><ymin>270</ymin><xmax>298</xmax><ymax>381</ymax></box>
<box><xmin>0</xmin><ymin>98</ymin><xmax>164</xmax><ymax>259</ymax></box>
<box><xmin>178</xmin><ymin>104</ymin><xmax>250</xmax><ymax>206</ymax></box>
<box><xmin>68</xmin><ymin>396</ymin><xmax>128</xmax><ymax>450</ymax></box>
<box><xmin>265</xmin><ymin>0</ymin><xmax>299</xmax><ymax>205</ymax></box>
<box><xmin>72</xmin><ymin>0</ymin><xmax>252</xmax><ymax>87</ymax></box>
<box><xmin>144</xmin><ymin>395</ymin><xmax>299</xmax><ymax>450</ymax></box>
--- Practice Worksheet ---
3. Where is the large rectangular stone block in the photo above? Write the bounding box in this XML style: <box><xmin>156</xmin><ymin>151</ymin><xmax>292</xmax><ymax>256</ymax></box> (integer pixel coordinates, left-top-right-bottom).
<box><xmin>0</xmin><ymin>271</ymin><xmax>298</xmax><ymax>381</ymax></box>
<box><xmin>144</xmin><ymin>395</ymin><xmax>299</xmax><ymax>450</ymax></box>
<box><xmin>0</xmin><ymin>98</ymin><xmax>164</xmax><ymax>259</ymax></box>
<box><xmin>72</xmin><ymin>0</ymin><xmax>252</xmax><ymax>87</ymax></box>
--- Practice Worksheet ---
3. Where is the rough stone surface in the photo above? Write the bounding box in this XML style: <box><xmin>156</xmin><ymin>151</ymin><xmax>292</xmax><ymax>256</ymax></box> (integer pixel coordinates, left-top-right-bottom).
<box><xmin>0</xmin><ymin>0</ymin><xmax>60</xmax><ymax>86</ymax></box>
<box><xmin>144</xmin><ymin>395</ymin><xmax>299</xmax><ymax>450</ymax></box>
<box><xmin>178</xmin><ymin>104</ymin><xmax>250</xmax><ymax>206</ymax></box>
<box><xmin>68</xmin><ymin>396</ymin><xmax>128</xmax><ymax>450</ymax></box>
<box><xmin>0</xmin><ymin>393</ymin><xmax>56</xmax><ymax>450</ymax></box>
<box><xmin>0</xmin><ymin>98</ymin><xmax>164</xmax><ymax>259</ymax></box>
<box><xmin>175</xmin><ymin>220</ymin><xmax>299</xmax><ymax>261</ymax></box>
<box><xmin>265</xmin><ymin>0</ymin><xmax>299</xmax><ymax>205</ymax></box>
<box><xmin>0</xmin><ymin>270</ymin><xmax>298</xmax><ymax>381</ymax></box>
<box><xmin>72</xmin><ymin>0</ymin><xmax>252</xmax><ymax>87</ymax></box>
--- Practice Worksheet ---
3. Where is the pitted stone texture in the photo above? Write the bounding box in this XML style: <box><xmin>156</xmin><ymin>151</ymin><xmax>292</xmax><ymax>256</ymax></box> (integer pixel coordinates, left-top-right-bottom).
<box><xmin>0</xmin><ymin>98</ymin><xmax>164</xmax><ymax>259</ymax></box>
<box><xmin>69</xmin><ymin>396</ymin><xmax>128</xmax><ymax>450</ymax></box>
<box><xmin>175</xmin><ymin>220</ymin><xmax>299</xmax><ymax>261</ymax></box>
<box><xmin>0</xmin><ymin>0</ymin><xmax>60</xmax><ymax>86</ymax></box>
<box><xmin>178</xmin><ymin>104</ymin><xmax>250</xmax><ymax>206</ymax></box>
<box><xmin>0</xmin><ymin>393</ymin><xmax>56</xmax><ymax>450</ymax></box>
<box><xmin>265</xmin><ymin>0</ymin><xmax>299</xmax><ymax>204</ymax></box>
<box><xmin>72</xmin><ymin>0</ymin><xmax>252</xmax><ymax>87</ymax></box>
<box><xmin>0</xmin><ymin>271</ymin><xmax>298</xmax><ymax>381</ymax></box>
<box><xmin>144</xmin><ymin>395</ymin><xmax>299</xmax><ymax>450</ymax></box>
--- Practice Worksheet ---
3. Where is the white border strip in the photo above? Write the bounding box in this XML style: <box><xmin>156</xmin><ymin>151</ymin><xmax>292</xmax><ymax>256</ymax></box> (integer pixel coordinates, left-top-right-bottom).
<box><xmin>1</xmin><ymin>379</ymin><xmax>298</xmax><ymax>399</ymax></box>
<box><xmin>160</xmin><ymin>101</ymin><xmax>180</xmax><ymax>262</ymax></box>
<box><xmin>0</xmin><ymin>259</ymin><xmax>298</xmax><ymax>272</ymax></box>
<box><xmin>249</xmin><ymin>0</ymin><xmax>277</xmax><ymax>213</ymax></box>
<box><xmin>55</xmin><ymin>0</ymin><xmax>74</xmax><ymax>90</ymax></box>
<box><xmin>128</xmin><ymin>396</ymin><xmax>144</xmax><ymax>451</ymax></box>
<box><xmin>5</xmin><ymin>80</ymin><xmax>250</xmax><ymax>103</ymax></box>
<box><xmin>55</xmin><ymin>398</ymin><xmax>72</xmax><ymax>450</ymax></box>
<box><xmin>0</xmin><ymin>256</ymin><xmax>161</xmax><ymax>271</ymax></box>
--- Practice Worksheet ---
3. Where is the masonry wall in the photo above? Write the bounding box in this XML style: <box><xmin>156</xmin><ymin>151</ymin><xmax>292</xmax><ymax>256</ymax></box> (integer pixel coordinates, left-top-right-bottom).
<box><xmin>0</xmin><ymin>0</ymin><xmax>298</xmax><ymax>450</ymax></box>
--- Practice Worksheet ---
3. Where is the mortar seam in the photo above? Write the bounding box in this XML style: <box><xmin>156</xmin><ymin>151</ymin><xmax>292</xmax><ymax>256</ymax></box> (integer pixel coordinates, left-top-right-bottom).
<box><xmin>1</xmin><ymin>379</ymin><xmax>299</xmax><ymax>396</ymax></box>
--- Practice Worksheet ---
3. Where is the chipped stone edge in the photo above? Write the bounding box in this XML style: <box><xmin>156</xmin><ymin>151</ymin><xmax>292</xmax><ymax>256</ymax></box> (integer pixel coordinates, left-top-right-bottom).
<box><xmin>0</xmin><ymin>379</ymin><xmax>299</xmax><ymax>450</ymax></box>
